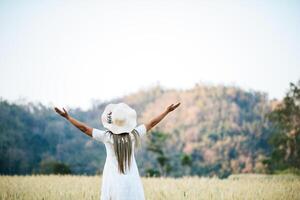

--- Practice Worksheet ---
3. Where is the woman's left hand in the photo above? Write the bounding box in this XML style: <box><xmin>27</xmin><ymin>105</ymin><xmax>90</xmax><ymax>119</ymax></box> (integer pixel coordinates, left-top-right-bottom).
<box><xmin>54</xmin><ymin>107</ymin><xmax>70</xmax><ymax>120</ymax></box>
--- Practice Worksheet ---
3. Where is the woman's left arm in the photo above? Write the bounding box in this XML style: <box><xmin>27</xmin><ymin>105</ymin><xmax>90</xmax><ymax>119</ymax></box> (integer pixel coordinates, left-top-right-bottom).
<box><xmin>54</xmin><ymin>107</ymin><xmax>93</xmax><ymax>137</ymax></box>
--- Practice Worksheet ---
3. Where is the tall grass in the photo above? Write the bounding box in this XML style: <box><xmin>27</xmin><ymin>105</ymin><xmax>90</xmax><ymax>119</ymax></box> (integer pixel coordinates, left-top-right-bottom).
<box><xmin>0</xmin><ymin>174</ymin><xmax>299</xmax><ymax>200</ymax></box>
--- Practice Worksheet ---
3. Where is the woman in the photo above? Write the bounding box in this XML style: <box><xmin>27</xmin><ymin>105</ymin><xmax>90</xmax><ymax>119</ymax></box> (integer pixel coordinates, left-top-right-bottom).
<box><xmin>54</xmin><ymin>102</ymin><xmax>180</xmax><ymax>200</ymax></box>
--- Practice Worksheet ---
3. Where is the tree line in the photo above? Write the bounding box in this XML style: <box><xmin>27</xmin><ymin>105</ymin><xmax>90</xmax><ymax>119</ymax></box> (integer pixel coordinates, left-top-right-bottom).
<box><xmin>0</xmin><ymin>81</ymin><xmax>299</xmax><ymax>177</ymax></box>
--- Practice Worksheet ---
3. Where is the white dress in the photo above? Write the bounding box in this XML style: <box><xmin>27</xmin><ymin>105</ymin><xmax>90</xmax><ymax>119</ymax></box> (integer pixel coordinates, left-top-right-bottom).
<box><xmin>92</xmin><ymin>124</ymin><xmax>147</xmax><ymax>200</ymax></box>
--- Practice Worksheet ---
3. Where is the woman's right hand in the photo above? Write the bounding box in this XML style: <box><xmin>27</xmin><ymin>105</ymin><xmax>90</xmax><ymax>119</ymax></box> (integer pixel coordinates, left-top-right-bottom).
<box><xmin>145</xmin><ymin>102</ymin><xmax>181</xmax><ymax>132</ymax></box>
<box><xmin>54</xmin><ymin>107</ymin><xmax>70</xmax><ymax>120</ymax></box>
<box><xmin>166</xmin><ymin>102</ymin><xmax>181</xmax><ymax>113</ymax></box>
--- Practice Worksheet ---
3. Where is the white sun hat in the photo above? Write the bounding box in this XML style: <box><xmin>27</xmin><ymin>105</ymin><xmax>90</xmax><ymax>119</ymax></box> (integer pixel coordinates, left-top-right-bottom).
<box><xmin>101</xmin><ymin>103</ymin><xmax>137</xmax><ymax>134</ymax></box>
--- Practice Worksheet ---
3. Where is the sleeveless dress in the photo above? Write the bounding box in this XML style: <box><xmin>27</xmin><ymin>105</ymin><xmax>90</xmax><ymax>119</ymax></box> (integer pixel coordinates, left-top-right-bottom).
<box><xmin>92</xmin><ymin>124</ymin><xmax>147</xmax><ymax>200</ymax></box>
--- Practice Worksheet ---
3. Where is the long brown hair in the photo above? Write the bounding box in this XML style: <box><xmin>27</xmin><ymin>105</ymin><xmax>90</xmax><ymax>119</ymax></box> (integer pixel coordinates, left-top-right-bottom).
<box><xmin>107</xmin><ymin>129</ymin><xmax>141</xmax><ymax>174</ymax></box>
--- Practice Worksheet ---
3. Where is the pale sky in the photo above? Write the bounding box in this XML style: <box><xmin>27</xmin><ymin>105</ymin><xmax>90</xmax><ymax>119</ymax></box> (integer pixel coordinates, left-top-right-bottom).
<box><xmin>0</xmin><ymin>0</ymin><xmax>299</xmax><ymax>110</ymax></box>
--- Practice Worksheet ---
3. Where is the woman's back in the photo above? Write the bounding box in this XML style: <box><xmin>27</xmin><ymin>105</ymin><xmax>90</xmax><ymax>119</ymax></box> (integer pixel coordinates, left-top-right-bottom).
<box><xmin>92</xmin><ymin>124</ymin><xmax>147</xmax><ymax>200</ymax></box>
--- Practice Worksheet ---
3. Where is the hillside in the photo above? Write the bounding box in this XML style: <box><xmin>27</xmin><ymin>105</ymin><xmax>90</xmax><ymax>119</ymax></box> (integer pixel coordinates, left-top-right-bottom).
<box><xmin>0</xmin><ymin>84</ymin><xmax>274</xmax><ymax>177</ymax></box>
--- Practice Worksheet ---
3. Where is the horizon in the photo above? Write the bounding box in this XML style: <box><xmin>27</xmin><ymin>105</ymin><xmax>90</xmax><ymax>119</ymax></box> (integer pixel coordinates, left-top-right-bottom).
<box><xmin>0</xmin><ymin>81</ymin><xmax>289</xmax><ymax>111</ymax></box>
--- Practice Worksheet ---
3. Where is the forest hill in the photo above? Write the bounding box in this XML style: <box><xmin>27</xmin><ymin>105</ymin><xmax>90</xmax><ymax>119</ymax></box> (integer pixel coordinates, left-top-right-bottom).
<box><xmin>0</xmin><ymin>81</ymin><xmax>299</xmax><ymax>177</ymax></box>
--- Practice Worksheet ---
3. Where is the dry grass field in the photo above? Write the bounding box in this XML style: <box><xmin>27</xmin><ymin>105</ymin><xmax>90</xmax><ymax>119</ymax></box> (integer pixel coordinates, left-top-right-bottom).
<box><xmin>0</xmin><ymin>174</ymin><xmax>299</xmax><ymax>200</ymax></box>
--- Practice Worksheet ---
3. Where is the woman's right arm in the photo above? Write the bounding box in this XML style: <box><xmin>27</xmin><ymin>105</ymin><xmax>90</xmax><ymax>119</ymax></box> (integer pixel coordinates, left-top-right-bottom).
<box><xmin>54</xmin><ymin>107</ymin><xmax>93</xmax><ymax>137</ymax></box>
<box><xmin>145</xmin><ymin>103</ymin><xmax>180</xmax><ymax>132</ymax></box>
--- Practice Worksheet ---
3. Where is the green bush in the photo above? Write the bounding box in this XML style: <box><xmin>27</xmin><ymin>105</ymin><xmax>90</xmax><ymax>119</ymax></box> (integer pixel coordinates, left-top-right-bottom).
<box><xmin>274</xmin><ymin>167</ymin><xmax>300</xmax><ymax>176</ymax></box>
<box><xmin>39</xmin><ymin>161</ymin><xmax>72</xmax><ymax>175</ymax></box>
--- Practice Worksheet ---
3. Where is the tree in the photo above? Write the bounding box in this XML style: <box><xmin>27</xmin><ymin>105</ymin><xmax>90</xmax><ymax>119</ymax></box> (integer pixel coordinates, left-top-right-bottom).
<box><xmin>39</xmin><ymin>160</ymin><xmax>72</xmax><ymax>175</ymax></box>
<box><xmin>266</xmin><ymin>80</ymin><xmax>300</xmax><ymax>171</ymax></box>
<box><xmin>146</xmin><ymin>131</ymin><xmax>172</xmax><ymax>177</ymax></box>
<box><xmin>180</xmin><ymin>153</ymin><xmax>192</xmax><ymax>175</ymax></box>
